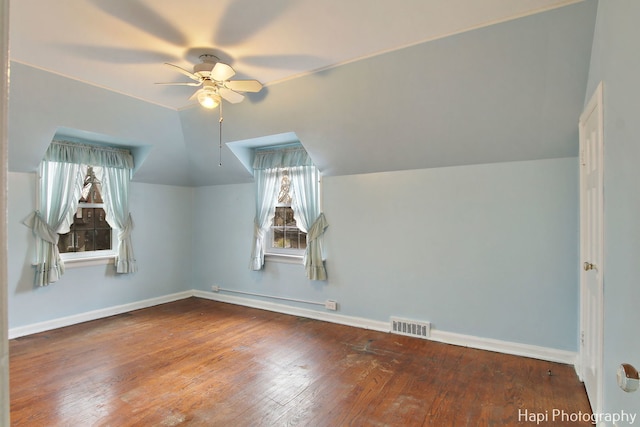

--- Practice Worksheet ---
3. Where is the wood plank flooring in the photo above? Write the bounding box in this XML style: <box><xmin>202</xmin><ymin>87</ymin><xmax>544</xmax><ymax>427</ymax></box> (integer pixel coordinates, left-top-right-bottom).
<box><xmin>10</xmin><ymin>297</ymin><xmax>592</xmax><ymax>426</ymax></box>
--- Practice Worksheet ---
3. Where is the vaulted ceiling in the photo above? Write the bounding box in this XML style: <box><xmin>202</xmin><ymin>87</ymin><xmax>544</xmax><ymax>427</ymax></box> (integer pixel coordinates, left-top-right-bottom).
<box><xmin>8</xmin><ymin>0</ymin><xmax>597</xmax><ymax>186</ymax></box>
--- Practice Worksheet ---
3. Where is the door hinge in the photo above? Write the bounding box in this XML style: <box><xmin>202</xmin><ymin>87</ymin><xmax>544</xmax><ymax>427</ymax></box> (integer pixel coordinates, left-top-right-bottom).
<box><xmin>580</xmin><ymin>331</ymin><xmax>585</xmax><ymax>345</ymax></box>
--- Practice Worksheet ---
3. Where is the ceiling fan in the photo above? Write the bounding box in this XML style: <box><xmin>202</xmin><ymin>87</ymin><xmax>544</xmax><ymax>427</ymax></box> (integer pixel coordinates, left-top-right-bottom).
<box><xmin>157</xmin><ymin>54</ymin><xmax>264</xmax><ymax>167</ymax></box>
<box><xmin>156</xmin><ymin>54</ymin><xmax>263</xmax><ymax>109</ymax></box>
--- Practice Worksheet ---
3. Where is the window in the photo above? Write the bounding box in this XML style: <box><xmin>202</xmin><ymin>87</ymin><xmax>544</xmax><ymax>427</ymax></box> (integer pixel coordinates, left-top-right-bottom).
<box><xmin>58</xmin><ymin>167</ymin><xmax>113</xmax><ymax>255</ymax></box>
<box><xmin>267</xmin><ymin>170</ymin><xmax>306</xmax><ymax>256</ymax></box>
<box><xmin>249</xmin><ymin>144</ymin><xmax>328</xmax><ymax>280</ymax></box>
<box><xmin>271</xmin><ymin>207</ymin><xmax>307</xmax><ymax>251</ymax></box>
<box><xmin>23</xmin><ymin>140</ymin><xmax>137</xmax><ymax>286</ymax></box>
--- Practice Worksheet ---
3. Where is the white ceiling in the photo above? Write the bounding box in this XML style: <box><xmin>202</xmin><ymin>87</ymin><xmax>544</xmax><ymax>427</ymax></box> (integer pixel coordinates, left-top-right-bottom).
<box><xmin>10</xmin><ymin>0</ymin><xmax>584</xmax><ymax>110</ymax></box>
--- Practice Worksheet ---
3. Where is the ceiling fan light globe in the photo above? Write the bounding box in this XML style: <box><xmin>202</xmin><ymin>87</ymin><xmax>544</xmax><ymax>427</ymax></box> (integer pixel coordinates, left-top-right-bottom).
<box><xmin>198</xmin><ymin>91</ymin><xmax>220</xmax><ymax>109</ymax></box>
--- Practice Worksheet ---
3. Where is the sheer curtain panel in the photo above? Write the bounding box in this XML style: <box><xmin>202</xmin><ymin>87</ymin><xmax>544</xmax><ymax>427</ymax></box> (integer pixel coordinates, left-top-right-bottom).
<box><xmin>290</xmin><ymin>165</ymin><xmax>328</xmax><ymax>280</ymax></box>
<box><xmin>22</xmin><ymin>160</ymin><xmax>84</xmax><ymax>286</ymax></box>
<box><xmin>96</xmin><ymin>166</ymin><xmax>137</xmax><ymax>273</ymax></box>
<box><xmin>23</xmin><ymin>140</ymin><xmax>136</xmax><ymax>285</ymax></box>
<box><xmin>249</xmin><ymin>167</ymin><xmax>279</xmax><ymax>270</ymax></box>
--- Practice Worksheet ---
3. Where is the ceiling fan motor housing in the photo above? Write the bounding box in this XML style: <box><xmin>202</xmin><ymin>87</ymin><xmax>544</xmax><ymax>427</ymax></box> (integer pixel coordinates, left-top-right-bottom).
<box><xmin>202</xmin><ymin>80</ymin><xmax>217</xmax><ymax>90</ymax></box>
<box><xmin>194</xmin><ymin>54</ymin><xmax>219</xmax><ymax>75</ymax></box>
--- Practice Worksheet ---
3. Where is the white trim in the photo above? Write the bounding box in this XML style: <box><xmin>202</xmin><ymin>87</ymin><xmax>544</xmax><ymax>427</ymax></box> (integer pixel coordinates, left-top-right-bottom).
<box><xmin>61</xmin><ymin>252</ymin><xmax>116</xmax><ymax>268</ymax></box>
<box><xmin>429</xmin><ymin>330</ymin><xmax>577</xmax><ymax>366</ymax></box>
<box><xmin>8</xmin><ymin>291</ymin><xmax>192</xmax><ymax>339</ymax></box>
<box><xmin>578</xmin><ymin>81</ymin><xmax>605</xmax><ymax>415</ymax></box>
<box><xmin>9</xmin><ymin>289</ymin><xmax>578</xmax><ymax>368</ymax></box>
<box><xmin>194</xmin><ymin>290</ymin><xmax>577</xmax><ymax>365</ymax></box>
<box><xmin>0</xmin><ymin>0</ymin><xmax>10</xmax><ymax>423</ymax></box>
<box><xmin>264</xmin><ymin>253</ymin><xmax>303</xmax><ymax>264</ymax></box>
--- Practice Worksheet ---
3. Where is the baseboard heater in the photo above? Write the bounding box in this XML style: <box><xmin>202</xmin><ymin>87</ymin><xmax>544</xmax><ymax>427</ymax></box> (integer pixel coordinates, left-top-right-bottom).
<box><xmin>213</xmin><ymin>287</ymin><xmax>326</xmax><ymax>308</ymax></box>
<box><xmin>390</xmin><ymin>317</ymin><xmax>431</xmax><ymax>339</ymax></box>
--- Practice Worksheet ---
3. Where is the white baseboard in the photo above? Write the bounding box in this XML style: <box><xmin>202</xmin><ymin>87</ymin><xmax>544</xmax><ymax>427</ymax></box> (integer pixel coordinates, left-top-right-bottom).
<box><xmin>194</xmin><ymin>290</ymin><xmax>578</xmax><ymax>366</ymax></box>
<box><xmin>8</xmin><ymin>291</ymin><xmax>193</xmax><ymax>339</ymax></box>
<box><xmin>429</xmin><ymin>330</ymin><xmax>577</xmax><ymax>366</ymax></box>
<box><xmin>9</xmin><ymin>289</ymin><xmax>578</xmax><ymax>368</ymax></box>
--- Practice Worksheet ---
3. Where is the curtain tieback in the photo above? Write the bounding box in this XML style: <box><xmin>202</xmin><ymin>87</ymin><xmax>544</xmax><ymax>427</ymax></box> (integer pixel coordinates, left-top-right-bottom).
<box><xmin>307</xmin><ymin>213</ymin><xmax>328</xmax><ymax>242</ymax></box>
<box><xmin>22</xmin><ymin>211</ymin><xmax>59</xmax><ymax>244</ymax></box>
<box><xmin>253</xmin><ymin>220</ymin><xmax>266</xmax><ymax>240</ymax></box>
<box><xmin>118</xmin><ymin>213</ymin><xmax>134</xmax><ymax>240</ymax></box>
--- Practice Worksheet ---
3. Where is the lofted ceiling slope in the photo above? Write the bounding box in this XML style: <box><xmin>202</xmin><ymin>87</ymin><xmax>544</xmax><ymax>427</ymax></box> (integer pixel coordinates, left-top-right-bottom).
<box><xmin>8</xmin><ymin>0</ymin><xmax>597</xmax><ymax>186</ymax></box>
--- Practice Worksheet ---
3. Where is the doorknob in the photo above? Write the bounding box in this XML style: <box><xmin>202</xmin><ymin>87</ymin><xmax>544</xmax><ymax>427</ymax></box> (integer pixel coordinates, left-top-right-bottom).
<box><xmin>584</xmin><ymin>262</ymin><xmax>597</xmax><ymax>271</ymax></box>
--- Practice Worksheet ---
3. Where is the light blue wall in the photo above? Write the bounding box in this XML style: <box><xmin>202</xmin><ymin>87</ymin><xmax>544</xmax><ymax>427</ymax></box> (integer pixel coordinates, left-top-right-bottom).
<box><xmin>8</xmin><ymin>62</ymin><xmax>191</xmax><ymax>186</ymax></box>
<box><xmin>179</xmin><ymin>0</ymin><xmax>597</xmax><ymax>186</ymax></box>
<box><xmin>193</xmin><ymin>157</ymin><xmax>579</xmax><ymax>351</ymax></box>
<box><xmin>584</xmin><ymin>1</ymin><xmax>640</xmax><ymax>420</ymax></box>
<box><xmin>7</xmin><ymin>172</ymin><xmax>193</xmax><ymax>329</ymax></box>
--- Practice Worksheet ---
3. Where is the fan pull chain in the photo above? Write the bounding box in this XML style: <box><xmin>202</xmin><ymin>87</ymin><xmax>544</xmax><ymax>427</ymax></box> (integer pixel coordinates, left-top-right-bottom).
<box><xmin>218</xmin><ymin>101</ymin><xmax>224</xmax><ymax>167</ymax></box>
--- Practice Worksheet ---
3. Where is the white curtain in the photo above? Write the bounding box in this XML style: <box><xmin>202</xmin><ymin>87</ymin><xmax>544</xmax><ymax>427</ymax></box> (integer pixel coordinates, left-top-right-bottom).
<box><xmin>290</xmin><ymin>165</ymin><xmax>328</xmax><ymax>280</ymax></box>
<box><xmin>249</xmin><ymin>167</ymin><xmax>279</xmax><ymax>270</ymax></box>
<box><xmin>249</xmin><ymin>145</ymin><xmax>328</xmax><ymax>279</ymax></box>
<box><xmin>96</xmin><ymin>166</ymin><xmax>137</xmax><ymax>273</ymax></box>
<box><xmin>22</xmin><ymin>160</ymin><xmax>85</xmax><ymax>286</ymax></box>
<box><xmin>23</xmin><ymin>140</ymin><xmax>135</xmax><ymax>285</ymax></box>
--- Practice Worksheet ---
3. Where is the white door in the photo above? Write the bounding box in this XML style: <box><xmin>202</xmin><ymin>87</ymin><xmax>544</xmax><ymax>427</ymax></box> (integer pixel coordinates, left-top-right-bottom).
<box><xmin>578</xmin><ymin>82</ymin><xmax>604</xmax><ymax>415</ymax></box>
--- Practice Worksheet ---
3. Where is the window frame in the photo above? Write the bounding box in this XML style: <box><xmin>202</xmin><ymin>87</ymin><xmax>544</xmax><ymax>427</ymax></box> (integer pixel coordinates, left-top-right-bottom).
<box><xmin>264</xmin><ymin>168</ymin><xmax>307</xmax><ymax>262</ymax></box>
<box><xmin>59</xmin><ymin>202</ymin><xmax>116</xmax><ymax>267</ymax></box>
<box><xmin>265</xmin><ymin>203</ymin><xmax>307</xmax><ymax>260</ymax></box>
<box><xmin>36</xmin><ymin>164</ymin><xmax>118</xmax><ymax>267</ymax></box>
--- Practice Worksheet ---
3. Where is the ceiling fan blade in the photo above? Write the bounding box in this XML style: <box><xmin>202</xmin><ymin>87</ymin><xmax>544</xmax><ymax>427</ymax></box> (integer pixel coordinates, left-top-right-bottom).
<box><xmin>211</xmin><ymin>62</ymin><xmax>236</xmax><ymax>81</ymax></box>
<box><xmin>188</xmin><ymin>89</ymin><xmax>201</xmax><ymax>101</ymax></box>
<box><xmin>219</xmin><ymin>88</ymin><xmax>245</xmax><ymax>104</ymax></box>
<box><xmin>87</xmin><ymin>0</ymin><xmax>188</xmax><ymax>47</ymax></box>
<box><xmin>165</xmin><ymin>63</ymin><xmax>201</xmax><ymax>82</ymax></box>
<box><xmin>155</xmin><ymin>81</ymin><xmax>202</xmax><ymax>87</ymax></box>
<box><xmin>225</xmin><ymin>80</ymin><xmax>263</xmax><ymax>93</ymax></box>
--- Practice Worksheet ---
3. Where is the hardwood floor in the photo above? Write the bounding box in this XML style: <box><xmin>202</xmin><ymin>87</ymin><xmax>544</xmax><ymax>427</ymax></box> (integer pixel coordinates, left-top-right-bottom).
<box><xmin>10</xmin><ymin>297</ymin><xmax>592</xmax><ymax>426</ymax></box>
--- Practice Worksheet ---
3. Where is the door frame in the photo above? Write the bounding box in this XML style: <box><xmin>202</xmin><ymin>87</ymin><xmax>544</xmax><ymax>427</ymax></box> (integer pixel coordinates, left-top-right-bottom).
<box><xmin>0</xmin><ymin>0</ymin><xmax>9</xmax><ymax>424</ymax></box>
<box><xmin>578</xmin><ymin>81</ymin><xmax>604</xmax><ymax>415</ymax></box>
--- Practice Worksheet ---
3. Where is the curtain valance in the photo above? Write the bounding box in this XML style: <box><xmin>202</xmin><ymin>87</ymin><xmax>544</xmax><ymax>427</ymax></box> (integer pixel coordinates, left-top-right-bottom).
<box><xmin>45</xmin><ymin>140</ymin><xmax>134</xmax><ymax>169</ymax></box>
<box><xmin>252</xmin><ymin>145</ymin><xmax>313</xmax><ymax>170</ymax></box>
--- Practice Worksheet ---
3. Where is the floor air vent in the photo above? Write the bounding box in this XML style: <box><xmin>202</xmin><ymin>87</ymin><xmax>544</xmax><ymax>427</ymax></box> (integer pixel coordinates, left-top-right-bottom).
<box><xmin>390</xmin><ymin>317</ymin><xmax>431</xmax><ymax>339</ymax></box>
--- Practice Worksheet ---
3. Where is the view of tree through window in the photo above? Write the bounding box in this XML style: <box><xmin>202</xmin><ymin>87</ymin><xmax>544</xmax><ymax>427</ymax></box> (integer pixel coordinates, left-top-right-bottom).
<box><xmin>58</xmin><ymin>167</ymin><xmax>112</xmax><ymax>253</ymax></box>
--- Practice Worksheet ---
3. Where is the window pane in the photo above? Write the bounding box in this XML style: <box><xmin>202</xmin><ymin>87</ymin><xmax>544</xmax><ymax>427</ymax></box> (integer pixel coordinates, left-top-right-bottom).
<box><xmin>277</xmin><ymin>170</ymin><xmax>292</xmax><ymax>204</ymax></box>
<box><xmin>76</xmin><ymin>229</ymin><xmax>94</xmax><ymax>252</ymax></box>
<box><xmin>95</xmin><ymin>229</ymin><xmax>112</xmax><ymax>251</ymax></box>
<box><xmin>285</xmin><ymin>230</ymin><xmax>298</xmax><ymax>249</ymax></box>
<box><xmin>270</xmin><ymin>205</ymin><xmax>308</xmax><ymax>253</ymax></box>
<box><xmin>273</xmin><ymin>229</ymin><xmax>285</xmax><ymax>248</ymax></box>
<box><xmin>81</xmin><ymin>167</ymin><xmax>104</xmax><ymax>203</ymax></box>
<box><xmin>285</xmin><ymin>209</ymin><xmax>296</xmax><ymax>226</ymax></box>
<box><xmin>94</xmin><ymin>208</ymin><xmax>109</xmax><ymax>229</ymax></box>
<box><xmin>73</xmin><ymin>208</ymin><xmax>95</xmax><ymax>230</ymax></box>
<box><xmin>273</xmin><ymin>207</ymin><xmax>286</xmax><ymax>227</ymax></box>
<box><xmin>58</xmin><ymin>232</ymin><xmax>75</xmax><ymax>253</ymax></box>
<box><xmin>58</xmin><ymin>168</ymin><xmax>113</xmax><ymax>255</ymax></box>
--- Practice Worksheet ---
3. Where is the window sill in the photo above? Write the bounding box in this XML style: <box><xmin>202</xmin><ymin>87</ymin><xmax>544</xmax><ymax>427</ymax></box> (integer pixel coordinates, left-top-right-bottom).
<box><xmin>61</xmin><ymin>253</ymin><xmax>116</xmax><ymax>268</ymax></box>
<box><xmin>264</xmin><ymin>253</ymin><xmax>304</xmax><ymax>265</ymax></box>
